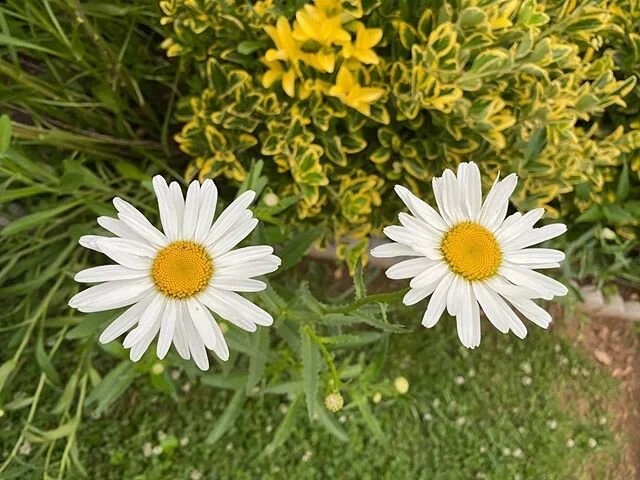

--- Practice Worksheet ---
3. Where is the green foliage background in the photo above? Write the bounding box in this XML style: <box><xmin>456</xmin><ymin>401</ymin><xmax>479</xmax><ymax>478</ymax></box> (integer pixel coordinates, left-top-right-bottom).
<box><xmin>163</xmin><ymin>0</ymin><xmax>640</xmax><ymax>274</ymax></box>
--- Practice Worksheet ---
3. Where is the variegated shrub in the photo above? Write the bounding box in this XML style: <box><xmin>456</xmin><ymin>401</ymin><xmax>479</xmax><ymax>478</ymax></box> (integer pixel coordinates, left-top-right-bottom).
<box><xmin>161</xmin><ymin>0</ymin><xmax>640</xmax><ymax>269</ymax></box>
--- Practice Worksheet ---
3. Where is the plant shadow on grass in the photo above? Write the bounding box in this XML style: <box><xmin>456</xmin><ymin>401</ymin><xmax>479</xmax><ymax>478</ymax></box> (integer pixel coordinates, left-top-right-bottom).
<box><xmin>68</xmin><ymin>320</ymin><xmax>624</xmax><ymax>480</ymax></box>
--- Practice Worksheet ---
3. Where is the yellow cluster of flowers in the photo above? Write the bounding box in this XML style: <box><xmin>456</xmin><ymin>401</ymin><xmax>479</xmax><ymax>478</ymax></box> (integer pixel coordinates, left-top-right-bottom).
<box><xmin>261</xmin><ymin>0</ymin><xmax>384</xmax><ymax>117</ymax></box>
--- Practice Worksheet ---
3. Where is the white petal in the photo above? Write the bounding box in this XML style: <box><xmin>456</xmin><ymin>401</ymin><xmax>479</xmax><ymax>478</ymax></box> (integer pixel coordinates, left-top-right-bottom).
<box><xmin>422</xmin><ymin>272</ymin><xmax>454</xmax><ymax>327</ymax></box>
<box><xmin>79</xmin><ymin>235</ymin><xmax>103</xmax><ymax>253</ymax></box>
<box><xmin>457</xmin><ymin>280</ymin><xmax>474</xmax><ymax>348</ymax></box>
<box><xmin>169</xmin><ymin>182</ymin><xmax>185</xmax><ymax>239</ymax></box>
<box><xmin>194</xmin><ymin>180</ymin><xmax>219</xmax><ymax>242</ymax></box>
<box><xmin>96</xmin><ymin>239</ymin><xmax>153</xmax><ymax>270</ymax></box>
<box><xmin>495</xmin><ymin>208</ymin><xmax>545</xmax><ymax>244</ymax></box>
<box><xmin>403</xmin><ymin>286</ymin><xmax>436</xmax><ymax>306</ymax></box>
<box><xmin>200</xmin><ymin>289</ymin><xmax>262</xmax><ymax>331</ymax></box>
<box><xmin>504</xmin><ymin>248</ymin><xmax>565</xmax><ymax>265</ymax></box>
<box><xmin>186</xmin><ymin>298</ymin><xmax>217</xmax><ymax>349</ymax></box>
<box><xmin>123</xmin><ymin>295</ymin><xmax>166</xmax><ymax>348</ymax></box>
<box><xmin>96</xmin><ymin>237</ymin><xmax>157</xmax><ymax>257</ymax></box>
<box><xmin>205</xmin><ymin>191</ymin><xmax>256</xmax><ymax>246</ymax></box>
<box><xmin>394</xmin><ymin>185</ymin><xmax>448</xmax><ymax>231</ymax></box>
<box><xmin>74</xmin><ymin>265</ymin><xmax>148</xmax><ymax>283</ymax></box>
<box><xmin>409</xmin><ymin>261</ymin><xmax>448</xmax><ymax>289</ymax></box>
<box><xmin>432</xmin><ymin>177</ymin><xmax>454</xmax><ymax>227</ymax></box>
<box><xmin>69</xmin><ymin>278</ymin><xmax>153</xmax><ymax>313</ymax></box>
<box><xmin>183</xmin><ymin>312</ymin><xmax>209</xmax><ymax>370</ymax></box>
<box><xmin>397</xmin><ymin>213</ymin><xmax>441</xmax><ymax>242</ymax></box>
<box><xmin>153</xmin><ymin>176</ymin><xmax>180</xmax><ymax>241</ymax></box>
<box><xmin>470</xmin><ymin>289</ymin><xmax>481</xmax><ymax>347</ymax></box>
<box><xmin>472</xmin><ymin>282</ymin><xmax>509</xmax><ymax>334</ymax></box>
<box><xmin>483</xmin><ymin>275</ymin><xmax>541</xmax><ymax>299</ymax></box>
<box><xmin>129</xmin><ymin>314</ymin><xmax>162</xmax><ymax>362</ymax></box>
<box><xmin>442</xmin><ymin>169</ymin><xmax>463</xmax><ymax>223</ymax></box>
<box><xmin>118</xmin><ymin>212</ymin><xmax>168</xmax><ymax>248</ymax></box>
<box><xmin>183</xmin><ymin>180</ymin><xmax>201</xmax><ymax>240</ymax></box>
<box><xmin>479</xmin><ymin>173</ymin><xmax>518</xmax><ymax>232</ymax></box>
<box><xmin>504</xmin><ymin>295</ymin><xmax>552</xmax><ymax>329</ymax></box>
<box><xmin>499</xmin><ymin>264</ymin><xmax>568</xmax><ymax>299</ymax></box>
<box><xmin>210</xmin><ymin>277</ymin><xmax>267</xmax><ymax>292</ymax></box>
<box><xmin>210</xmin><ymin>319</ymin><xmax>230</xmax><ymax>361</ymax></box>
<box><xmin>172</xmin><ymin>303</ymin><xmax>191</xmax><ymax>360</ymax></box>
<box><xmin>97</xmin><ymin>216</ymin><xmax>146</xmax><ymax>243</ymax></box>
<box><xmin>464</xmin><ymin>162</ymin><xmax>482</xmax><ymax>220</ymax></box>
<box><xmin>503</xmin><ymin>223</ymin><xmax>567</xmax><ymax>251</ymax></box>
<box><xmin>99</xmin><ymin>296</ymin><xmax>153</xmax><ymax>343</ymax></box>
<box><xmin>386</xmin><ymin>257</ymin><xmax>433</xmax><ymax>280</ymax></box>
<box><xmin>447</xmin><ymin>274</ymin><xmax>462</xmax><ymax>316</ymax></box>
<box><xmin>370</xmin><ymin>242</ymin><xmax>421</xmax><ymax>258</ymax></box>
<box><xmin>208</xmin><ymin>217</ymin><xmax>258</xmax><ymax>257</ymax></box>
<box><xmin>157</xmin><ymin>300</ymin><xmax>177</xmax><ymax>359</ymax></box>
<box><xmin>492</xmin><ymin>292</ymin><xmax>528</xmax><ymax>339</ymax></box>
<box><xmin>214</xmin><ymin>246</ymin><xmax>274</xmax><ymax>269</ymax></box>
<box><xmin>215</xmin><ymin>256</ymin><xmax>281</xmax><ymax>279</ymax></box>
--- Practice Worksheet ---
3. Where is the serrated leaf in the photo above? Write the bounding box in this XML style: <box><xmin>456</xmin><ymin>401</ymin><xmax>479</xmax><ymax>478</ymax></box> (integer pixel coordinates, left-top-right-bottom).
<box><xmin>52</xmin><ymin>373</ymin><xmax>79</xmax><ymax>414</ymax></box>
<box><xmin>0</xmin><ymin>114</ymin><xmax>12</xmax><ymax>154</ymax></box>
<box><xmin>353</xmin><ymin>257</ymin><xmax>366</xmax><ymax>300</ymax></box>
<box><xmin>262</xmin><ymin>393</ymin><xmax>303</xmax><ymax>456</ymax></box>
<box><xmin>0</xmin><ymin>359</ymin><xmax>17</xmax><ymax>392</ymax></box>
<box><xmin>201</xmin><ymin>374</ymin><xmax>248</xmax><ymax>390</ymax></box>
<box><xmin>85</xmin><ymin>361</ymin><xmax>137</xmax><ymax>414</ymax></box>
<box><xmin>322</xmin><ymin>332</ymin><xmax>383</xmax><ymax>349</ymax></box>
<box><xmin>263</xmin><ymin>381</ymin><xmax>303</xmax><ymax>395</ymax></box>
<box><xmin>276</xmin><ymin>227</ymin><xmax>323</xmax><ymax>273</ymax></box>
<box><xmin>206</xmin><ymin>389</ymin><xmax>246</xmax><ymax>444</ymax></box>
<box><xmin>302</xmin><ymin>328</ymin><xmax>320</xmax><ymax>421</ymax></box>
<box><xmin>246</xmin><ymin>328</ymin><xmax>269</xmax><ymax>392</ymax></box>
<box><xmin>355</xmin><ymin>396</ymin><xmax>385</xmax><ymax>442</ymax></box>
<box><xmin>314</xmin><ymin>400</ymin><xmax>348</xmax><ymax>442</ymax></box>
<box><xmin>0</xmin><ymin>200</ymin><xmax>82</xmax><ymax>236</ymax></box>
<box><xmin>616</xmin><ymin>160</ymin><xmax>630</xmax><ymax>201</ymax></box>
<box><xmin>36</xmin><ymin>332</ymin><xmax>60</xmax><ymax>385</ymax></box>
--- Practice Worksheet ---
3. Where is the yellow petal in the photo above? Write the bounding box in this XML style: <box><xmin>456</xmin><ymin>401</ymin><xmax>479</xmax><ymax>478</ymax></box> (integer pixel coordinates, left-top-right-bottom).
<box><xmin>356</xmin><ymin>50</ymin><xmax>380</xmax><ymax>65</ymax></box>
<box><xmin>282</xmin><ymin>69</ymin><xmax>296</xmax><ymax>98</ymax></box>
<box><xmin>335</xmin><ymin>67</ymin><xmax>354</xmax><ymax>90</ymax></box>
<box><xmin>363</xmin><ymin>28</ymin><xmax>383</xmax><ymax>48</ymax></box>
<box><xmin>262</xmin><ymin>68</ymin><xmax>281</xmax><ymax>88</ymax></box>
<box><xmin>356</xmin><ymin>87</ymin><xmax>384</xmax><ymax>103</ymax></box>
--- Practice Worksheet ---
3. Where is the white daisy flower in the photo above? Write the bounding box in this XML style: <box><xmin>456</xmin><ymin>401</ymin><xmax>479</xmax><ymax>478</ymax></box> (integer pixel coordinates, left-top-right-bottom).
<box><xmin>371</xmin><ymin>162</ymin><xmax>567</xmax><ymax>348</ymax></box>
<box><xmin>69</xmin><ymin>176</ymin><xmax>281</xmax><ymax>370</ymax></box>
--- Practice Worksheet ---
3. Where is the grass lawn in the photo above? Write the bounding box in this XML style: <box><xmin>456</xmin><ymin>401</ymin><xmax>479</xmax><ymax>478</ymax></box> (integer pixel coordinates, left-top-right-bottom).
<box><xmin>57</xmin><ymin>321</ymin><xmax>621</xmax><ymax>480</ymax></box>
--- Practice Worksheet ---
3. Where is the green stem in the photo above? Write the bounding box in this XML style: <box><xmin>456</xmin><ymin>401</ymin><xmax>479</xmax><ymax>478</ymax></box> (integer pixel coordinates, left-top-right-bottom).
<box><xmin>322</xmin><ymin>288</ymin><xmax>408</xmax><ymax>315</ymax></box>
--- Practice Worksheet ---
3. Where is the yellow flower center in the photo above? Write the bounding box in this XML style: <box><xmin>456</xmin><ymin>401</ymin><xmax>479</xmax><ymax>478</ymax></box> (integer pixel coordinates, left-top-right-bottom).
<box><xmin>441</xmin><ymin>222</ymin><xmax>502</xmax><ymax>281</ymax></box>
<box><xmin>152</xmin><ymin>241</ymin><xmax>213</xmax><ymax>299</ymax></box>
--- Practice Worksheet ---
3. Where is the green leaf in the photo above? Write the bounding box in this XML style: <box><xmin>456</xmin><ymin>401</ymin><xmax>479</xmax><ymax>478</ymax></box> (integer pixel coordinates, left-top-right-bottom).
<box><xmin>237</xmin><ymin>40</ymin><xmax>266</xmax><ymax>55</ymax></box>
<box><xmin>262</xmin><ymin>381</ymin><xmax>303</xmax><ymax>395</ymax></box>
<box><xmin>616</xmin><ymin>160</ymin><xmax>630</xmax><ymax>201</ymax></box>
<box><xmin>302</xmin><ymin>327</ymin><xmax>320</xmax><ymax>421</ymax></box>
<box><xmin>322</xmin><ymin>332</ymin><xmax>383</xmax><ymax>349</ymax></box>
<box><xmin>353</xmin><ymin>257</ymin><xmax>366</xmax><ymax>300</ymax></box>
<box><xmin>0</xmin><ymin>359</ymin><xmax>16</xmax><ymax>392</ymax></box>
<box><xmin>85</xmin><ymin>361</ymin><xmax>137</xmax><ymax>414</ymax></box>
<box><xmin>246</xmin><ymin>328</ymin><xmax>269</xmax><ymax>392</ymax></box>
<box><xmin>52</xmin><ymin>373</ymin><xmax>79</xmax><ymax>414</ymax></box>
<box><xmin>276</xmin><ymin>227</ymin><xmax>323</xmax><ymax>273</ymax></box>
<box><xmin>602</xmin><ymin>204</ymin><xmax>635</xmax><ymax>223</ymax></box>
<box><xmin>201</xmin><ymin>374</ymin><xmax>248</xmax><ymax>390</ymax></box>
<box><xmin>28</xmin><ymin>419</ymin><xmax>78</xmax><ymax>442</ymax></box>
<box><xmin>262</xmin><ymin>394</ymin><xmax>303</xmax><ymax>456</ymax></box>
<box><xmin>114</xmin><ymin>160</ymin><xmax>148</xmax><ymax>182</ymax></box>
<box><xmin>314</xmin><ymin>401</ymin><xmax>348</xmax><ymax>442</ymax></box>
<box><xmin>0</xmin><ymin>200</ymin><xmax>82</xmax><ymax>236</ymax></box>
<box><xmin>0</xmin><ymin>186</ymin><xmax>49</xmax><ymax>203</ymax></box>
<box><xmin>355</xmin><ymin>395</ymin><xmax>385</xmax><ymax>442</ymax></box>
<box><xmin>0</xmin><ymin>114</ymin><xmax>12</xmax><ymax>154</ymax></box>
<box><xmin>206</xmin><ymin>389</ymin><xmax>247</xmax><ymax>444</ymax></box>
<box><xmin>35</xmin><ymin>332</ymin><xmax>61</xmax><ymax>385</ymax></box>
<box><xmin>575</xmin><ymin>205</ymin><xmax>604</xmax><ymax>223</ymax></box>
<box><xmin>66</xmin><ymin>311</ymin><xmax>114</xmax><ymax>339</ymax></box>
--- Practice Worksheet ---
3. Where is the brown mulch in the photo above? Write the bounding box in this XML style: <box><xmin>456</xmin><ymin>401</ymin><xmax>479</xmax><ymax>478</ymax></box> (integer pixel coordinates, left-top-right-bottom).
<box><xmin>559</xmin><ymin>311</ymin><xmax>640</xmax><ymax>479</ymax></box>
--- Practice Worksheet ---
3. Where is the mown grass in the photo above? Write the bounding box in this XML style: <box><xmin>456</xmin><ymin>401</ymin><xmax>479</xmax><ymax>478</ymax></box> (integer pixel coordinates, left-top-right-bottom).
<box><xmin>4</xmin><ymin>323</ymin><xmax>613</xmax><ymax>480</ymax></box>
